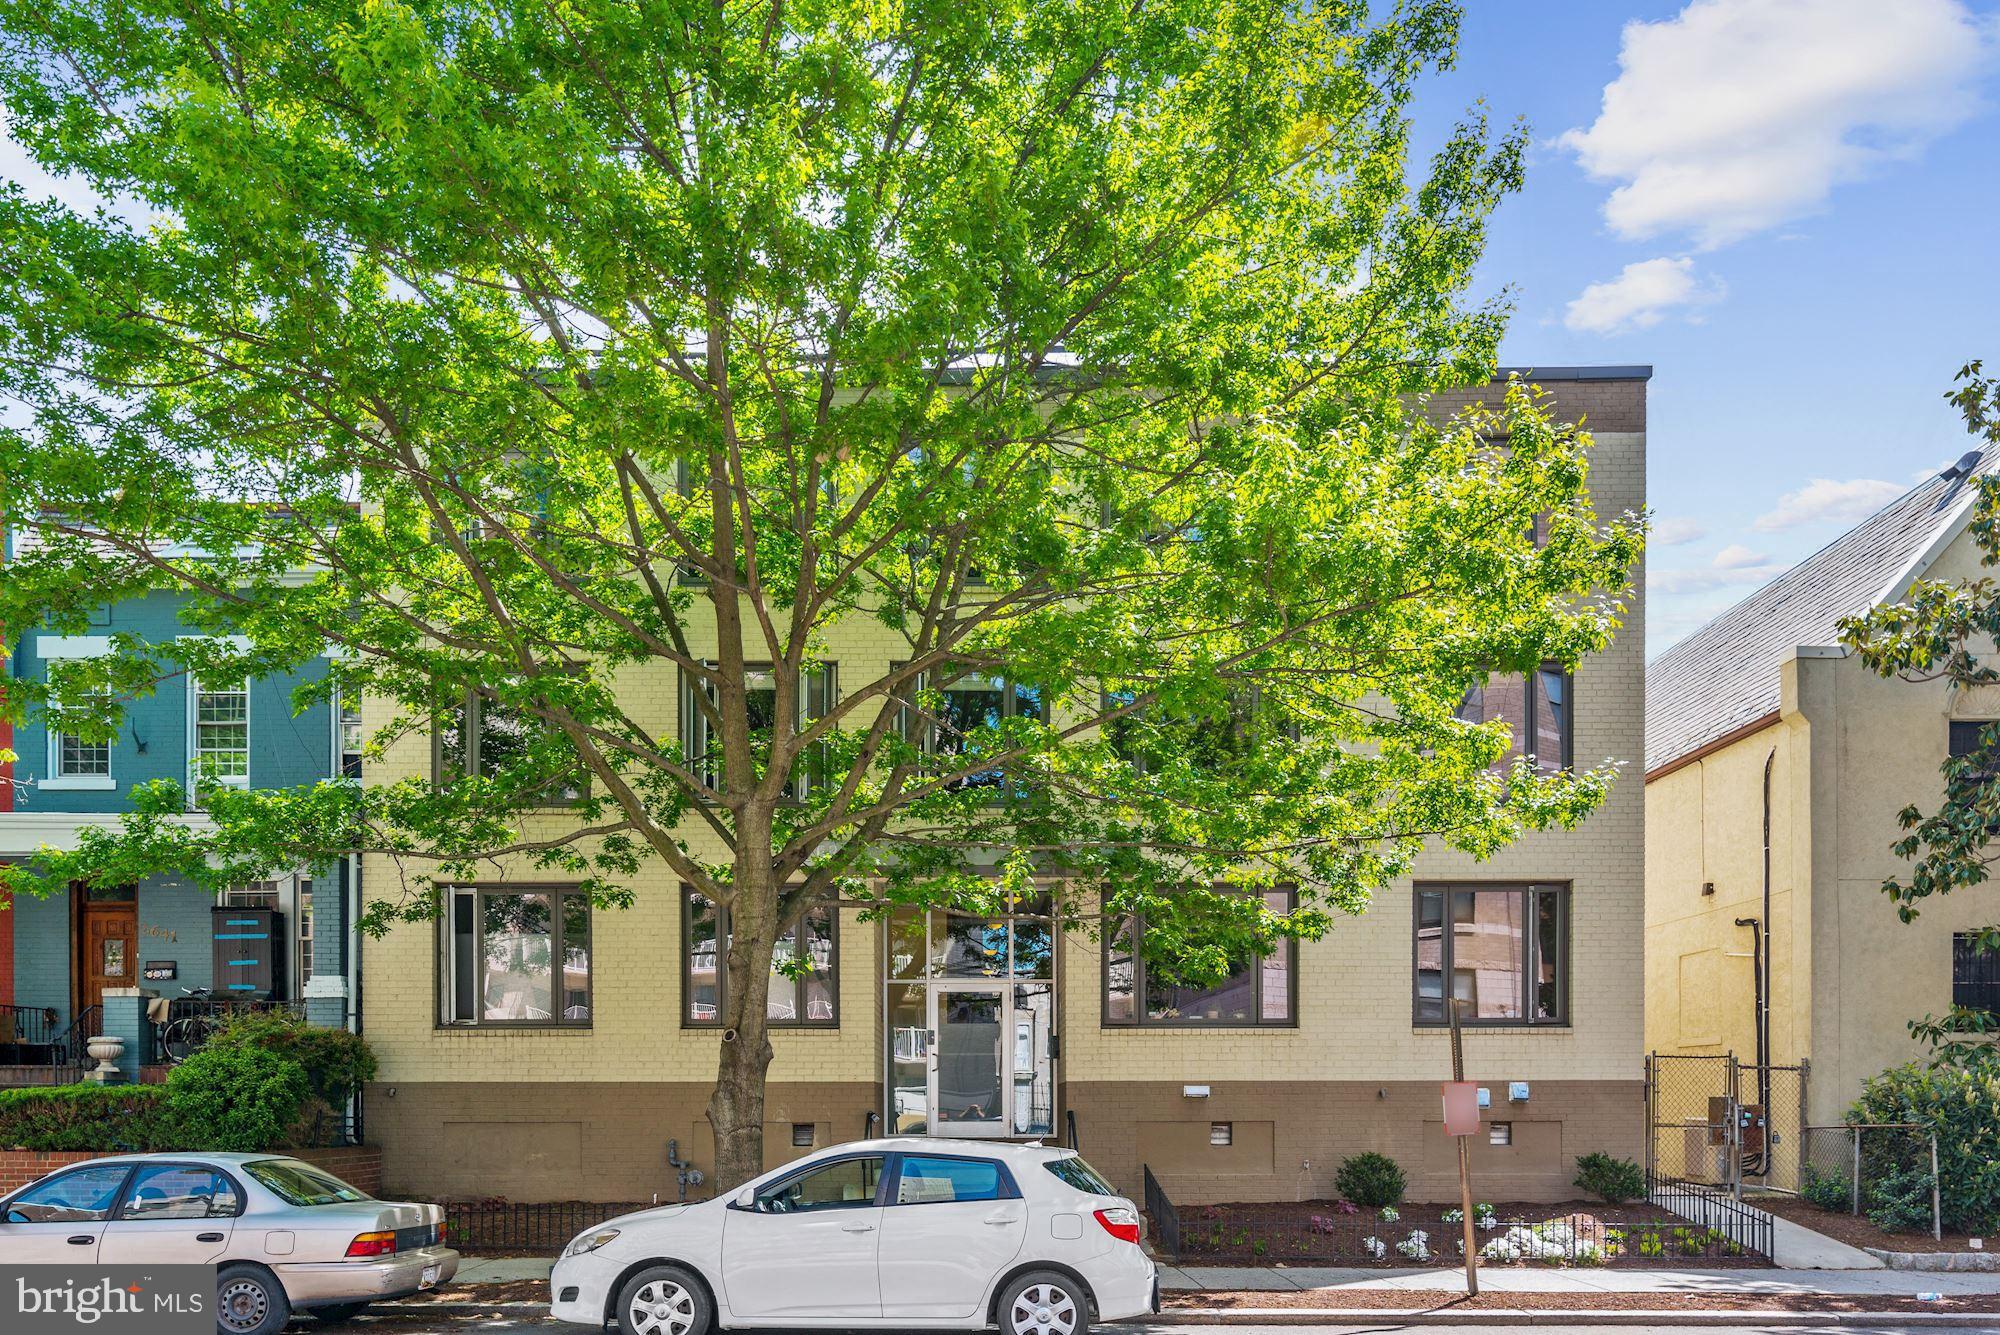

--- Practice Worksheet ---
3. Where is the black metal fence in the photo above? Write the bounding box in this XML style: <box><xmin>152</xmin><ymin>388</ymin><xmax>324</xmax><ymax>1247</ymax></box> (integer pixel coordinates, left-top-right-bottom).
<box><xmin>446</xmin><ymin>1202</ymin><xmax>651</xmax><ymax>1256</ymax></box>
<box><xmin>0</xmin><ymin>1004</ymin><xmax>64</xmax><ymax>1063</ymax></box>
<box><xmin>1649</xmin><ymin>1177</ymin><xmax>1777</xmax><ymax>1259</ymax></box>
<box><xmin>1142</xmin><ymin>1165</ymin><xmax>1181</xmax><ymax>1262</ymax></box>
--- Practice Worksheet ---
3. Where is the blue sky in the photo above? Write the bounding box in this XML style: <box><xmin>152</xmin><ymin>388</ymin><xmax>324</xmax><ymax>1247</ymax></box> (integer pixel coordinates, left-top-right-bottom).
<box><xmin>1410</xmin><ymin>0</ymin><xmax>2000</xmax><ymax>655</ymax></box>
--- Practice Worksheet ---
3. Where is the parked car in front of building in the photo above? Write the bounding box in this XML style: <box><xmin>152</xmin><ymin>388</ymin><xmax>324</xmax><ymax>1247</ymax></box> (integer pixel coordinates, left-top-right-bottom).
<box><xmin>0</xmin><ymin>1151</ymin><xmax>458</xmax><ymax>1335</ymax></box>
<box><xmin>550</xmin><ymin>1137</ymin><xmax>1157</xmax><ymax>1335</ymax></box>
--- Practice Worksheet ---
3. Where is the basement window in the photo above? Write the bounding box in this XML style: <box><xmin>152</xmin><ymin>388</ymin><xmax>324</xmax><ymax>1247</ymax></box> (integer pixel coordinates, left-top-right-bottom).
<box><xmin>1209</xmin><ymin>1122</ymin><xmax>1232</xmax><ymax>1147</ymax></box>
<box><xmin>1488</xmin><ymin>1122</ymin><xmax>1512</xmax><ymax>1147</ymax></box>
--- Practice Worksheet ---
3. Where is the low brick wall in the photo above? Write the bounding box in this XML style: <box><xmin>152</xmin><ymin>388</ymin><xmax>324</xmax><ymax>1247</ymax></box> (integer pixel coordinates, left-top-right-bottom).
<box><xmin>0</xmin><ymin>1145</ymin><xmax>384</xmax><ymax>1195</ymax></box>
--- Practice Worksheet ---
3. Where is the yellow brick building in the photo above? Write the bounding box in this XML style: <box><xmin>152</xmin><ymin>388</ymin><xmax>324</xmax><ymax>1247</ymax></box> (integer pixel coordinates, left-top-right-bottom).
<box><xmin>360</xmin><ymin>367</ymin><xmax>1652</xmax><ymax>1206</ymax></box>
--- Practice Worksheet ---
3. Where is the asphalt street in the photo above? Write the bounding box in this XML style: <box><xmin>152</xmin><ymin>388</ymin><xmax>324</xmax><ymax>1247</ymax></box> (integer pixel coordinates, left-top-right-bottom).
<box><xmin>296</xmin><ymin>1317</ymin><xmax>1997</xmax><ymax>1335</ymax></box>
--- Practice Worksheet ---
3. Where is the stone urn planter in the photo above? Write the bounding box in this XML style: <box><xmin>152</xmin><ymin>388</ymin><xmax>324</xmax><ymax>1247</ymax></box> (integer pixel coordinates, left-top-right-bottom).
<box><xmin>86</xmin><ymin>1035</ymin><xmax>126</xmax><ymax>1083</ymax></box>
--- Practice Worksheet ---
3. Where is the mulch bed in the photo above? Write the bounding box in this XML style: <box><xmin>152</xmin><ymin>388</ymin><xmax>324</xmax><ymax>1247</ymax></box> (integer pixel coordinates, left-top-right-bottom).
<box><xmin>1752</xmin><ymin>1192</ymin><xmax>1989</xmax><ymax>1254</ymax></box>
<box><xmin>443</xmin><ymin>1201</ymin><xmax>649</xmax><ymax>1257</ymax></box>
<box><xmin>1163</xmin><ymin>1289</ymin><xmax>2000</xmax><ymax>1313</ymax></box>
<box><xmin>1169</xmin><ymin>1199</ymin><xmax>1766</xmax><ymax>1267</ymax></box>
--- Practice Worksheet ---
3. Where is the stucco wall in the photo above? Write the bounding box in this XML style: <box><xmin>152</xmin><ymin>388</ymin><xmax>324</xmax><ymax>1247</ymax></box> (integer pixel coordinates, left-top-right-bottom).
<box><xmin>1646</xmin><ymin>522</ymin><xmax>2000</xmax><ymax>1125</ymax></box>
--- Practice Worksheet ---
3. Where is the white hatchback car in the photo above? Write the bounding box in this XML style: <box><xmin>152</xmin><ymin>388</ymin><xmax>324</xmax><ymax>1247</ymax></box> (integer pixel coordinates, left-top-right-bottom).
<box><xmin>550</xmin><ymin>1138</ymin><xmax>1158</xmax><ymax>1335</ymax></box>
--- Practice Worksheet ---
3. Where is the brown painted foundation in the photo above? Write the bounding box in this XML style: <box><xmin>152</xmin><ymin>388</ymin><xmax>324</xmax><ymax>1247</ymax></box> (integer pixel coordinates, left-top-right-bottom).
<box><xmin>366</xmin><ymin>1077</ymin><xmax>1642</xmax><ymax>1206</ymax></box>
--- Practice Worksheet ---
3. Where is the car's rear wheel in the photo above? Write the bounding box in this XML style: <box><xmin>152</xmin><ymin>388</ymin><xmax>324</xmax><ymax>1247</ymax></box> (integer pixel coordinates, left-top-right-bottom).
<box><xmin>214</xmin><ymin>1264</ymin><xmax>290</xmax><ymax>1335</ymax></box>
<box><xmin>616</xmin><ymin>1264</ymin><xmax>711</xmax><ymax>1335</ymax></box>
<box><xmin>308</xmin><ymin>1301</ymin><xmax>370</xmax><ymax>1324</ymax></box>
<box><xmin>998</xmin><ymin>1270</ymin><xmax>1090</xmax><ymax>1335</ymax></box>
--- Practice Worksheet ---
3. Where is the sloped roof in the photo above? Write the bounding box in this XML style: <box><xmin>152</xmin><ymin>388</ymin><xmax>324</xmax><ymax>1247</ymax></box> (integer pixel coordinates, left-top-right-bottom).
<box><xmin>1646</xmin><ymin>453</ymin><xmax>1997</xmax><ymax>774</ymax></box>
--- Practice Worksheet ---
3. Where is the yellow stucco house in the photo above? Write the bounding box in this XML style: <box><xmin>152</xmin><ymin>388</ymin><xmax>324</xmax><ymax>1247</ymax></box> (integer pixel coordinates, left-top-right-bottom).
<box><xmin>1646</xmin><ymin>454</ymin><xmax>2000</xmax><ymax>1136</ymax></box>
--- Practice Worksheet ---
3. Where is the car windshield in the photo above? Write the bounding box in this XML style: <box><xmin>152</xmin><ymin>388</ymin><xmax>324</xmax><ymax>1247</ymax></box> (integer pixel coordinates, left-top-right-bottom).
<box><xmin>1043</xmin><ymin>1155</ymin><xmax>1117</xmax><ymax>1195</ymax></box>
<box><xmin>242</xmin><ymin>1159</ymin><xmax>371</xmax><ymax>1207</ymax></box>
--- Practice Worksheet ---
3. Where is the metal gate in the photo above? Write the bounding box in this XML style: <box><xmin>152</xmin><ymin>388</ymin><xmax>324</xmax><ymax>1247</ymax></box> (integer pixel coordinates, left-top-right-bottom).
<box><xmin>1646</xmin><ymin>1052</ymin><xmax>1808</xmax><ymax>1196</ymax></box>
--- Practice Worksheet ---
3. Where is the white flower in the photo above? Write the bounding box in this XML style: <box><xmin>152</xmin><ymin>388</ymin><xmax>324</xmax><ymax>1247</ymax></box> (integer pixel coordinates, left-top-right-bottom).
<box><xmin>1379</xmin><ymin>1206</ymin><xmax>1400</xmax><ymax>1222</ymax></box>
<box><xmin>1363</xmin><ymin>1235</ymin><xmax>1387</xmax><ymax>1260</ymax></box>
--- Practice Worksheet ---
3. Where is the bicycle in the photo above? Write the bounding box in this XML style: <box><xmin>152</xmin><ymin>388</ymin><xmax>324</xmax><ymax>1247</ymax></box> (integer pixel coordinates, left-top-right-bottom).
<box><xmin>156</xmin><ymin>987</ymin><xmax>223</xmax><ymax>1064</ymax></box>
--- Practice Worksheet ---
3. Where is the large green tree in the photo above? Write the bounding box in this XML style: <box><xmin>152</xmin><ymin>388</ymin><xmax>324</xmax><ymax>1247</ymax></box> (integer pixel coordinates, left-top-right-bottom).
<box><xmin>0</xmin><ymin>0</ymin><xmax>1640</xmax><ymax>1185</ymax></box>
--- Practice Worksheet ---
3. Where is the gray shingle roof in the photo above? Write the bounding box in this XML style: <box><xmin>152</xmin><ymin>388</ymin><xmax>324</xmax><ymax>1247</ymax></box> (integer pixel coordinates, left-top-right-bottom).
<box><xmin>1646</xmin><ymin>454</ymin><xmax>1996</xmax><ymax>772</ymax></box>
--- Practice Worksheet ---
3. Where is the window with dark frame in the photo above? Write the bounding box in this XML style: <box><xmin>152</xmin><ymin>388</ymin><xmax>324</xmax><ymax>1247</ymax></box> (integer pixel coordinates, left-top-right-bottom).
<box><xmin>1456</xmin><ymin>665</ymin><xmax>1573</xmax><ymax>773</ymax></box>
<box><xmin>1953</xmin><ymin>932</ymin><xmax>2000</xmax><ymax>1014</ymax></box>
<box><xmin>1949</xmin><ymin>720</ymin><xmax>2000</xmax><ymax>783</ymax></box>
<box><xmin>680</xmin><ymin>663</ymin><xmax>837</xmax><ymax>797</ymax></box>
<box><xmin>1103</xmin><ymin>889</ymin><xmax>1295</xmax><ymax>1028</ymax></box>
<box><xmin>683</xmin><ymin>885</ymin><xmax>838</xmax><ymax>1027</ymax></box>
<box><xmin>435</xmin><ymin>691</ymin><xmax>585</xmax><ymax>804</ymax></box>
<box><xmin>1414</xmin><ymin>883</ymin><xmax>1568</xmax><ymax>1027</ymax></box>
<box><xmin>900</xmin><ymin>663</ymin><xmax>1048</xmax><ymax>791</ymax></box>
<box><xmin>440</xmin><ymin>886</ymin><xmax>592</xmax><ymax>1027</ymax></box>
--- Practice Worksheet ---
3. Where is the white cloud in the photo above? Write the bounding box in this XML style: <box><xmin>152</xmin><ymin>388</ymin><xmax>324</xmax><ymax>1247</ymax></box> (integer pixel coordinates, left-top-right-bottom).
<box><xmin>1649</xmin><ymin>544</ymin><xmax>1790</xmax><ymax>594</ymax></box>
<box><xmin>1652</xmin><ymin>515</ymin><xmax>1707</xmax><ymax>546</ymax></box>
<box><xmin>1752</xmin><ymin>477</ymin><xmax>1905</xmax><ymax>532</ymax></box>
<box><xmin>1564</xmin><ymin>257</ymin><xmax>1725</xmax><ymax>335</ymax></box>
<box><xmin>1560</xmin><ymin>0</ymin><xmax>1994</xmax><ymax>249</ymax></box>
<box><xmin>1711</xmin><ymin>542</ymin><xmax>1769</xmax><ymax>569</ymax></box>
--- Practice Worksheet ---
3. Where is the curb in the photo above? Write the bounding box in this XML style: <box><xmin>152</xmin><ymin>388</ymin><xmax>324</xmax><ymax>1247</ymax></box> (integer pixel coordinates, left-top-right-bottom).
<box><xmin>1140</xmin><ymin>1309</ymin><xmax>1994</xmax><ymax>1327</ymax></box>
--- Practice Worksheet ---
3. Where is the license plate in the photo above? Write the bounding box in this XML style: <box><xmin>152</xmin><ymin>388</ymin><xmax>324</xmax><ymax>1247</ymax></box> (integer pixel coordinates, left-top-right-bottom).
<box><xmin>420</xmin><ymin>1265</ymin><xmax>441</xmax><ymax>1290</ymax></box>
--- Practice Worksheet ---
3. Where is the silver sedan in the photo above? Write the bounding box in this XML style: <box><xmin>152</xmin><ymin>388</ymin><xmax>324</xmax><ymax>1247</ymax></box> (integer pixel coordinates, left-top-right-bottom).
<box><xmin>0</xmin><ymin>1151</ymin><xmax>459</xmax><ymax>1334</ymax></box>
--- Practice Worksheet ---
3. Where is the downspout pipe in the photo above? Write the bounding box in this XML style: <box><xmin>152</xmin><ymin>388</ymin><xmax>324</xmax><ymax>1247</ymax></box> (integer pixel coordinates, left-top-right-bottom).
<box><xmin>1733</xmin><ymin>749</ymin><xmax>1777</xmax><ymax>1177</ymax></box>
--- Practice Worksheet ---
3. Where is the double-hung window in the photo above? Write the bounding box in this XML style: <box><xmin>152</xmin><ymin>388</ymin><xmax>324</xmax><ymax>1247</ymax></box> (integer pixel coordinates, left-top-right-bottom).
<box><xmin>189</xmin><ymin>676</ymin><xmax>250</xmax><ymax>803</ymax></box>
<box><xmin>682</xmin><ymin>885</ymin><xmax>837</xmax><ymax>1027</ymax></box>
<box><xmin>1456</xmin><ymin>665</ymin><xmax>1572</xmax><ymax>772</ymax></box>
<box><xmin>1104</xmin><ymin>889</ymin><xmax>1295</xmax><ymax>1027</ymax></box>
<box><xmin>336</xmin><ymin>688</ymin><xmax>363</xmax><ymax>780</ymax></box>
<box><xmin>48</xmin><ymin>699</ymin><xmax>113</xmax><ymax>790</ymax></box>
<box><xmin>680</xmin><ymin>664</ymin><xmax>836</xmax><ymax>797</ymax></box>
<box><xmin>440</xmin><ymin>886</ymin><xmax>592</xmax><ymax>1027</ymax></box>
<box><xmin>1414</xmin><ymin>882</ymin><xmax>1568</xmax><ymax>1026</ymax></box>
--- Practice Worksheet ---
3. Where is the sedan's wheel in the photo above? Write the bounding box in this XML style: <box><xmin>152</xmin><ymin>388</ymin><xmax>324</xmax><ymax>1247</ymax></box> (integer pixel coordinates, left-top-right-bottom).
<box><xmin>615</xmin><ymin>1264</ymin><xmax>712</xmax><ymax>1335</ymax></box>
<box><xmin>999</xmin><ymin>1271</ymin><xmax>1089</xmax><ymax>1335</ymax></box>
<box><xmin>214</xmin><ymin>1264</ymin><xmax>290</xmax><ymax>1335</ymax></box>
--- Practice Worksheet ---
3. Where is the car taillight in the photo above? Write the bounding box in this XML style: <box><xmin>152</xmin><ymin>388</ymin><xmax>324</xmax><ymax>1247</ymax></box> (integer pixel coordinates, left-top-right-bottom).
<box><xmin>1094</xmin><ymin>1206</ymin><xmax>1142</xmax><ymax>1244</ymax></box>
<box><xmin>436</xmin><ymin>1219</ymin><xmax>448</xmax><ymax>1244</ymax></box>
<box><xmin>345</xmin><ymin>1231</ymin><xmax>397</xmax><ymax>1258</ymax></box>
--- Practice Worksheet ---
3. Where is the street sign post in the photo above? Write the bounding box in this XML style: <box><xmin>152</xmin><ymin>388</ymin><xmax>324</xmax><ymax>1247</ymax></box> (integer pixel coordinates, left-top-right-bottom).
<box><xmin>1444</xmin><ymin>997</ymin><xmax>1479</xmax><ymax>1296</ymax></box>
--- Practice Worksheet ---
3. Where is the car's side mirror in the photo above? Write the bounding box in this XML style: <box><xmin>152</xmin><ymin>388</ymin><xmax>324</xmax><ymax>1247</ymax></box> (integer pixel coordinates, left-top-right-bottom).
<box><xmin>733</xmin><ymin>1187</ymin><xmax>755</xmax><ymax>1210</ymax></box>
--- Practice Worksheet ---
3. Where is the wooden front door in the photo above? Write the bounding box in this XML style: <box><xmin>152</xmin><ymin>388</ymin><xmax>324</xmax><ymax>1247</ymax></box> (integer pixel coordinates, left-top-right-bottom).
<box><xmin>78</xmin><ymin>898</ymin><xmax>137</xmax><ymax>1016</ymax></box>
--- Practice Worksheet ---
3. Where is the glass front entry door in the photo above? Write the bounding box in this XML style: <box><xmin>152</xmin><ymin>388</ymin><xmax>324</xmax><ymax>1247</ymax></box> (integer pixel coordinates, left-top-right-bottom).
<box><xmin>928</xmin><ymin>985</ymin><xmax>1008</xmax><ymax>1137</ymax></box>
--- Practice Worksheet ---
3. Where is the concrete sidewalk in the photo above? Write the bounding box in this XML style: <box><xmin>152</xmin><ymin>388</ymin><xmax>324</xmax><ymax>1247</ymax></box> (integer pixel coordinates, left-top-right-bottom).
<box><xmin>1155</xmin><ymin>1264</ymin><xmax>2000</xmax><ymax>1296</ymax></box>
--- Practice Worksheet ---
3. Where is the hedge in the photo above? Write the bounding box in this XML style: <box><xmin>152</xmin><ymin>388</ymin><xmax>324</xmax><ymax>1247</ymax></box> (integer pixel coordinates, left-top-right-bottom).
<box><xmin>0</xmin><ymin>1085</ymin><xmax>179</xmax><ymax>1152</ymax></box>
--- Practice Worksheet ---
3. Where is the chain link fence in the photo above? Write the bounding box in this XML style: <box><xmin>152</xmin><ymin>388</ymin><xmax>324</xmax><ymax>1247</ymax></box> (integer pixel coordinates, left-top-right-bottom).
<box><xmin>1646</xmin><ymin>1053</ymin><xmax>1809</xmax><ymax>1196</ymax></box>
<box><xmin>1798</xmin><ymin>1124</ymin><xmax>1941</xmax><ymax>1239</ymax></box>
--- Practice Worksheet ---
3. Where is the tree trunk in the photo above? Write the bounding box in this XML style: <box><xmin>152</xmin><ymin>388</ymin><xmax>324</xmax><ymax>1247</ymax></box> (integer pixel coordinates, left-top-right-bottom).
<box><xmin>706</xmin><ymin>846</ymin><xmax>780</xmax><ymax>1191</ymax></box>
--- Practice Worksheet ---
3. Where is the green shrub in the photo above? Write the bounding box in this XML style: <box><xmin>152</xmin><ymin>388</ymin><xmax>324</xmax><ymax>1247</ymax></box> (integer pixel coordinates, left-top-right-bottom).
<box><xmin>0</xmin><ymin>1085</ymin><xmax>178</xmax><ymax>1152</ymax></box>
<box><xmin>1334</xmin><ymin>1152</ymin><xmax>1407</xmax><ymax>1209</ymax></box>
<box><xmin>203</xmin><ymin>1011</ymin><xmax>377</xmax><ymax>1109</ymax></box>
<box><xmin>1801</xmin><ymin>1165</ymin><xmax>1853</xmax><ymax>1213</ymax></box>
<box><xmin>1849</xmin><ymin>1061</ymin><xmax>2000</xmax><ymax>1233</ymax></box>
<box><xmin>1867</xmin><ymin>1163</ymin><xmax>1937</xmax><ymax>1235</ymax></box>
<box><xmin>166</xmin><ymin>1046</ymin><xmax>310</xmax><ymax>1152</ymax></box>
<box><xmin>1572</xmin><ymin>1151</ymin><xmax>1645</xmax><ymax>1204</ymax></box>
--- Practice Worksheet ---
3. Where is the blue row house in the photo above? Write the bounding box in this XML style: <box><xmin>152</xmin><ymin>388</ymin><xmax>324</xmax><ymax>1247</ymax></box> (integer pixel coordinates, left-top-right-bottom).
<box><xmin>0</xmin><ymin>573</ymin><xmax>360</xmax><ymax>1086</ymax></box>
